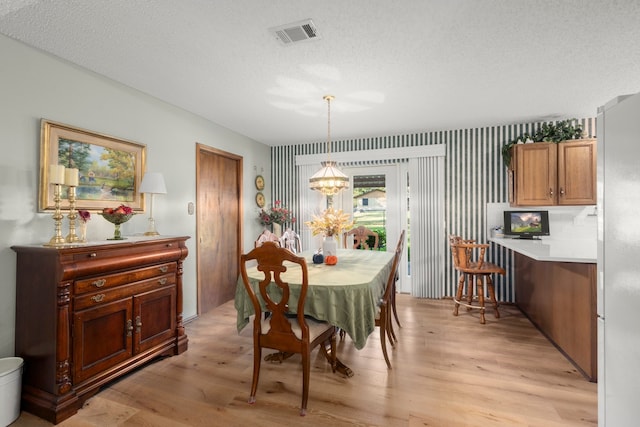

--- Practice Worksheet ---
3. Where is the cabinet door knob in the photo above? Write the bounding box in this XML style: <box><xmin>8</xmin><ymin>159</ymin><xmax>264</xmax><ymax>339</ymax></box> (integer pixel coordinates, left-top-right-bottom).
<box><xmin>89</xmin><ymin>253</ymin><xmax>97</xmax><ymax>257</ymax></box>
<box><xmin>135</xmin><ymin>315</ymin><xmax>142</xmax><ymax>333</ymax></box>
<box><xmin>560</xmin><ymin>187</ymin><xmax>565</xmax><ymax>196</ymax></box>
<box><xmin>126</xmin><ymin>319</ymin><xmax>133</xmax><ymax>337</ymax></box>
<box><xmin>549</xmin><ymin>188</ymin><xmax>554</xmax><ymax>197</ymax></box>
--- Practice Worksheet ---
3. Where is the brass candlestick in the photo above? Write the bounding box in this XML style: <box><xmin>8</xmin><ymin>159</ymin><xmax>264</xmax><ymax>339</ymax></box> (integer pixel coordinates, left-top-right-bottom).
<box><xmin>65</xmin><ymin>186</ymin><xmax>80</xmax><ymax>243</ymax></box>
<box><xmin>45</xmin><ymin>184</ymin><xmax>66</xmax><ymax>246</ymax></box>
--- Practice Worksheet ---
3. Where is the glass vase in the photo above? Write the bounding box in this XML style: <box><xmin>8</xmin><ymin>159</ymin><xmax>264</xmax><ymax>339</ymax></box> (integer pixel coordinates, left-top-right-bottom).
<box><xmin>272</xmin><ymin>222</ymin><xmax>282</xmax><ymax>238</ymax></box>
<box><xmin>79</xmin><ymin>221</ymin><xmax>87</xmax><ymax>243</ymax></box>
<box><xmin>322</xmin><ymin>236</ymin><xmax>338</xmax><ymax>257</ymax></box>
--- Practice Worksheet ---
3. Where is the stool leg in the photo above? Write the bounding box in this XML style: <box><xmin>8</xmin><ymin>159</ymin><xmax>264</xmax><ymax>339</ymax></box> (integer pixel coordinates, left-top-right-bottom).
<box><xmin>466</xmin><ymin>274</ymin><xmax>474</xmax><ymax>311</ymax></box>
<box><xmin>487</xmin><ymin>276</ymin><xmax>500</xmax><ymax>318</ymax></box>
<box><xmin>476</xmin><ymin>276</ymin><xmax>486</xmax><ymax>324</ymax></box>
<box><xmin>453</xmin><ymin>273</ymin><xmax>465</xmax><ymax>316</ymax></box>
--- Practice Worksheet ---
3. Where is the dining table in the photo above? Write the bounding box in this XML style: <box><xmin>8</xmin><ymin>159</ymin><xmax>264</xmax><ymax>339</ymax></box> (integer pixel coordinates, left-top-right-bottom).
<box><xmin>234</xmin><ymin>248</ymin><xmax>396</xmax><ymax>375</ymax></box>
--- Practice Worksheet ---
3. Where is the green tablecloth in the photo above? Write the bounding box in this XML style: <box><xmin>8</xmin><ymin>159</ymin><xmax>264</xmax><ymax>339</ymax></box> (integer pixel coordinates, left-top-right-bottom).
<box><xmin>234</xmin><ymin>249</ymin><xmax>395</xmax><ymax>350</ymax></box>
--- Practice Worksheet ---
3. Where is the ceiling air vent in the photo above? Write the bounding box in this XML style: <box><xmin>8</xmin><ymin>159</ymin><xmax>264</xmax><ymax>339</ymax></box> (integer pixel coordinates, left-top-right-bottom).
<box><xmin>269</xmin><ymin>19</ymin><xmax>321</xmax><ymax>45</ymax></box>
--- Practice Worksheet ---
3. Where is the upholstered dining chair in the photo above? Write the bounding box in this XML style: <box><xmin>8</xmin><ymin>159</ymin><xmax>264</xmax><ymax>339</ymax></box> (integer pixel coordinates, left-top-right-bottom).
<box><xmin>254</xmin><ymin>229</ymin><xmax>280</xmax><ymax>248</ymax></box>
<box><xmin>280</xmin><ymin>228</ymin><xmax>301</xmax><ymax>253</ymax></box>
<box><xmin>343</xmin><ymin>225</ymin><xmax>379</xmax><ymax>250</ymax></box>
<box><xmin>375</xmin><ymin>232</ymin><xmax>404</xmax><ymax>369</ymax></box>
<box><xmin>449</xmin><ymin>235</ymin><xmax>505</xmax><ymax>324</ymax></box>
<box><xmin>239</xmin><ymin>241</ymin><xmax>337</xmax><ymax>416</ymax></box>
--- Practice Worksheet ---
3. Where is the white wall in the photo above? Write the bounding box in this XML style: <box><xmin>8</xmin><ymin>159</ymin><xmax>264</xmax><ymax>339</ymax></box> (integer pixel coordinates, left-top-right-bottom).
<box><xmin>0</xmin><ymin>34</ymin><xmax>271</xmax><ymax>357</ymax></box>
<box><xmin>486</xmin><ymin>203</ymin><xmax>597</xmax><ymax>241</ymax></box>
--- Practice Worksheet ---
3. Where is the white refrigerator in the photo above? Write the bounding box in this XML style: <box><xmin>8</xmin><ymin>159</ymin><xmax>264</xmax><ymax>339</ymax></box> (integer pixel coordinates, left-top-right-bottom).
<box><xmin>597</xmin><ymin>92</ymin><xmax>640</xmax><ymax>426</ymax></box>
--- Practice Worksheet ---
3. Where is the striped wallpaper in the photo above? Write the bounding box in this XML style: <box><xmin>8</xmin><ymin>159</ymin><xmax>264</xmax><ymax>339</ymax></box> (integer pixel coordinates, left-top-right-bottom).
<box><xmin>271</xmin><ymin>117</ymin><xmax>596</xmax><ymax>302</ymax></box>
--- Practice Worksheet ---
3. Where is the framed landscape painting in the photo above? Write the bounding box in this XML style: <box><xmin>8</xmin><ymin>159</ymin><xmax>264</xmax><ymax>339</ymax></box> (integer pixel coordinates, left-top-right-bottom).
<box><xmin>39</xmin><ymin>119</ymin><xmax>147</xmax><ymax>212</ymax></box>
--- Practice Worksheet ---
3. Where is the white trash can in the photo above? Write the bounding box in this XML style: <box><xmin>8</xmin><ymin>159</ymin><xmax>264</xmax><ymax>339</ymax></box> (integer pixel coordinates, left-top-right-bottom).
<box><xmin>0</xmin><ymin>357</ymin><xmax>23</xmax><ymax>427</ymax></box>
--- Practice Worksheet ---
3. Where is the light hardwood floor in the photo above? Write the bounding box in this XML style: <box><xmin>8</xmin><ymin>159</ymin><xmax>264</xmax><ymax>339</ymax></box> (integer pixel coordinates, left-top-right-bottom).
<box><xmin>13</xmin><ymin>295</ymin><xmax>597</xmax><ymax>427</ymax></box>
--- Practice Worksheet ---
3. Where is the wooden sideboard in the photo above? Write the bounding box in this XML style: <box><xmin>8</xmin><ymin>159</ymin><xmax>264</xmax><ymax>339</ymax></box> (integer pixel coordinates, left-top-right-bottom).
<box><xmin>514</xmin><ymin>252</ymin><xmax>597</xmax><ymax>381</ymax></box>
<box><xmin>11</xmin><ymin>236</ymin><xmax>189</xmax><ymax>424</ymax></box>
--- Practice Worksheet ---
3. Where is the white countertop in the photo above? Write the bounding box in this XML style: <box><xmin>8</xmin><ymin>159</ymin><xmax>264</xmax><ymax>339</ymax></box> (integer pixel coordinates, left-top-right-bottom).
<box><xmin>489</xmin><ymin>237</ymin><xmax>596</xmax><ymax>263</ymax></box>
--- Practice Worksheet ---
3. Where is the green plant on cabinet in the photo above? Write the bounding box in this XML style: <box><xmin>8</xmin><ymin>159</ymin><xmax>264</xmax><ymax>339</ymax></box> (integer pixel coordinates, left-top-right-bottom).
<box><xmin>501</xmin><ymin>119</ymin><xmax>584</xmax><ymax>166</ymax></box>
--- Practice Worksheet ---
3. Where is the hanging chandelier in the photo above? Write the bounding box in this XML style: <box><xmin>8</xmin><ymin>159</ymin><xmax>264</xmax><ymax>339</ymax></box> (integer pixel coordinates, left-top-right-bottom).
<box><xmin>309</xmin><ymin>95</ymin><xmax>350</xmax><ymax>196</ymax></box>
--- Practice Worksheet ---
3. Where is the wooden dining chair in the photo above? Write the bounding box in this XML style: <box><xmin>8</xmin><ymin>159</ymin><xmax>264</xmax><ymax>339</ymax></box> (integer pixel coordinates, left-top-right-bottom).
<box><xmin>254</xmin><ymin>229</ymin><xmax>280</xmax><ymax>247</ymax></box>
<box><xmin>343</xmin><ymin>225</ymin><xmax>379</xmax><ymax>250</ymax></box>
<box><xmin>240</xmin><ymin>241</ymin><xmax>337</xmax><ymax>416</ymax></box>
<box><xmin>389</xmin><ymin>230</ymin><xmax>406</xmax><ymax>342</ymax></box>
<box><xmin>450</xmin><ymin>235</ymin><xmax>505</xmax><ymax>324</ymax></box>
<box><xmin>375</xmin><ymin>237</ymin><xmax>404</xmax><ymax>369</ymax></box>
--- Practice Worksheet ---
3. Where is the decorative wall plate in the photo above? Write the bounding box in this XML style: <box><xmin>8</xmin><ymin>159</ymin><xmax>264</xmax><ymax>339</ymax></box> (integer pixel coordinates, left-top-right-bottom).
<box><xmin>255</xmin><ymin>175</ymin><xmax>265</xmax><ymax>191</ymax></box>
<box><xmin>255</xmin><ymin>192</ymin><xmax>265</xmax><ymax>208</ymax></box>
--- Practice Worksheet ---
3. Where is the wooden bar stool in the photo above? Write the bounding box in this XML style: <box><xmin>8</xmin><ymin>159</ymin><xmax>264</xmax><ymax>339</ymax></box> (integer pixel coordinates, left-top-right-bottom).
<box><xmin>449</xmin><ymin>236</ymin><xmax>505</xmax><ymax>324</ymax></box>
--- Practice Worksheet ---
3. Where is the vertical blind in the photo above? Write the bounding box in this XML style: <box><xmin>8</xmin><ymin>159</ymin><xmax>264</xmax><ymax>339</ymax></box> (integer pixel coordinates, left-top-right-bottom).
<box><xmin>409</xmin><ymin>156</ymin><xmax>445</xmax><ymax>298</ymax></box>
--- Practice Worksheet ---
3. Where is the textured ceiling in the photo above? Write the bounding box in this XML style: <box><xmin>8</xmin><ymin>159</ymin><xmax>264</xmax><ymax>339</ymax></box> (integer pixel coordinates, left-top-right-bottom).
<box><xmin>1</xmin><ymin>0</ymin><xmax>640</xmax><ymax>146</ymax></box>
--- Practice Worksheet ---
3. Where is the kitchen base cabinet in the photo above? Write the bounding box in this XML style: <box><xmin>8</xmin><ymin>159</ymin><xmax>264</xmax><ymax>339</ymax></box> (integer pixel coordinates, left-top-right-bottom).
<box><xmin>12</xmin><ymin>236</ymin><xmax>189</xmax><ymax>424</ymax></box>
<box><xmin>514</xmin><ymin>252</ymin><xmax>596</xmax><ymax>381</ymax></box>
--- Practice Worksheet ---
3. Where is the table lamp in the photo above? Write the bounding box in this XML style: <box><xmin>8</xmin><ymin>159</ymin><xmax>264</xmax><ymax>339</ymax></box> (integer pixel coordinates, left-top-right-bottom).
<box><xmin>139</xmin><ymin>172</ymin><xmax>167</xmax><ymax>236</ymax></box>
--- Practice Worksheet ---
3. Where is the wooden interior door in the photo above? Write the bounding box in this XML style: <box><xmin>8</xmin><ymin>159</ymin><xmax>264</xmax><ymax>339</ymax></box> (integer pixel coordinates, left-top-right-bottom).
<box><xmin>196</xmin><ymin>144</ymin><xmax>243</xmax><ymax>314</ymax></box>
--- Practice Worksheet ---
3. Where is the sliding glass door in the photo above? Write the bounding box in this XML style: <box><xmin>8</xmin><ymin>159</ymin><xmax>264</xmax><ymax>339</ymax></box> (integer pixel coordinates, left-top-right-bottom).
<box><xmin>334</xmin><ymin>164</ymin><xmax>411</xmax><ymax>293</ymax></box>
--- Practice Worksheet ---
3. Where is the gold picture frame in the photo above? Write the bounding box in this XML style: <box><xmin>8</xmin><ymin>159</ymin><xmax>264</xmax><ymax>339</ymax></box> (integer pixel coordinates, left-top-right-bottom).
<box><xmin>255</xmin><ymin>175</ymin><xmax>265</xmax><ymax>190</ymax></box>
<box><xmin>39</xmin><ymin>119</ymin><xmax>147</xmax><ymax>212</ymax></box>
<box><xmin>255</xmin><ymin>192</ymin><xmax>265</xmax><ymax>208</ymax></box>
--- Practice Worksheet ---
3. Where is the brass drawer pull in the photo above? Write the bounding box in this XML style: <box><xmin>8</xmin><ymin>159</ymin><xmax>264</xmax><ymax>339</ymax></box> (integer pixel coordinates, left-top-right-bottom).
<box><xmin>89</xmin><ymin>253</ymin><xmax>97</xmax><ymax>258</ymax></box>
<box><xmin>158</xmin><ymin>278</ymin><xmax>168</xmax><ymax>286</ymax></box>
<box><xmin>92</xmin><ymin>279</ymin><xmax>106</xmax><ymax>288</ymax></box>
<box><xmin>126</xmin><ymin>319</ymin><xmax>133</xmax><ymax>337</ymax></box>
<box><xmin>90</xmin><ymin>294</ymin><xmax>105</xmax><ymax>303</ymax></box>
<box><xmin>159</xmin><ymin>266</ymin><xmax>169</xmax><ymax>273</ymax></box>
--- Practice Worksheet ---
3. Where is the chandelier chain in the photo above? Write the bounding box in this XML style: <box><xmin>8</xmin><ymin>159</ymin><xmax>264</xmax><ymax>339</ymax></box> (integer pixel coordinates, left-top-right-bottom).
<box><xmin>324</xmin><ymin>95</ymin><xmax>334</xmax><ymax>160</ymax></box>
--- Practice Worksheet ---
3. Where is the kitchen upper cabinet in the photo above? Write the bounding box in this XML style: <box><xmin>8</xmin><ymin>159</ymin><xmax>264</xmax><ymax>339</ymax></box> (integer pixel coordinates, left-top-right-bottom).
<box><xmin>509</xmin><ymin>138</ymin><xmax>596</xmax><ymax>206</ymax></box>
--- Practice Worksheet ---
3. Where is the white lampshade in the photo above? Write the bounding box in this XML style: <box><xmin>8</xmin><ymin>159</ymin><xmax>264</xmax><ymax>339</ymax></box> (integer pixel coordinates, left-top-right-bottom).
<box><xmin>139</xmin><ymin>172</ymin><xmax>167</xmax><ymax>194</ymax></box>
<box><xmin>309</xmin><ymin>161</ymin><xmax>350</xmax><ymax>196</ymax></box>
<box><xmin>139</xmin><ymin>172</ymin><xmax>166</xmax><ymax>236</ymax></box>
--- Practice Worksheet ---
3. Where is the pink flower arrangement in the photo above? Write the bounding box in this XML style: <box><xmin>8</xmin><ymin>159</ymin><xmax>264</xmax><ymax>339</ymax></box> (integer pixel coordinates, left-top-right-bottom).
<box><xmin>258</xmin><ymin>200</ymin><xmax>296</xmax><ymax>226</ymax></box>
<box><xmin>78</xmin><ymin>210</ymin><xmax>91</xmax><ymax>223</ymax></box>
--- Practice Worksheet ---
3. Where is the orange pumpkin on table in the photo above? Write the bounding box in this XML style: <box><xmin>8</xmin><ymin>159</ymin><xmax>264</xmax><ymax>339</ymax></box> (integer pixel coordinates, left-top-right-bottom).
<box><xmin>325</xmin><ymin>255</ymin><xmax>338</xmax><ymax>265</ymax></box>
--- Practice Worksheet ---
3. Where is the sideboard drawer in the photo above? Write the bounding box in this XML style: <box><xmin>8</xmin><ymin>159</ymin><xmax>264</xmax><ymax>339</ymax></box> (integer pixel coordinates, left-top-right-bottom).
<box><xmin>74</xmin><ymin>274</ymin><xmax>176</xmax><ymax>311</ymax></box>
<box><xmin>74</xmin><ymin>262</ymin><xmax>176</xmax><ymax>294</ymax></box>
<box><xmin>70</xmin><ymin>241</ymin><xmax>181</xmax><ymax>262</ymax></box>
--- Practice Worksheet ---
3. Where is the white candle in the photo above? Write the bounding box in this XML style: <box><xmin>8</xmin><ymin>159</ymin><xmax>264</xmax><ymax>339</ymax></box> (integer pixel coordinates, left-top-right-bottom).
<box><xmin>49</xmin><ymin>164</ymin><xmax>66</xmax><ymax>184</ymax></box>
<box><xmin>65</xmin><ymin>168</ymin><xmax>79</xmax><ymax>187</ymax></box>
